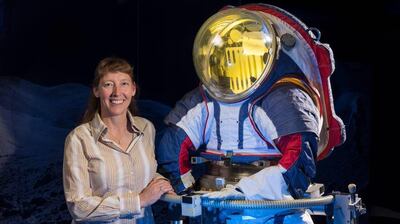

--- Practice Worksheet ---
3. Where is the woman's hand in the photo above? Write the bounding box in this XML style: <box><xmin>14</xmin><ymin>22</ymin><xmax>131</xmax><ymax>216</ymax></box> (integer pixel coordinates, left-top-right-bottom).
<box><xmin>139</xmin><ymin>178</ymin><xmax>174</xmax><ymax>208</ymax></box>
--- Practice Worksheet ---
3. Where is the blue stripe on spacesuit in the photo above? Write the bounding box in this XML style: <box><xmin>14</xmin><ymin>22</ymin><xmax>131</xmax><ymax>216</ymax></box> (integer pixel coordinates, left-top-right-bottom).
<box><xmin>212</xmin><ymin>99</ymin><xmax>221</xmax><ymax>150</ymax></box>
<box><xmin>231</xmin><ymin>155</ymin><xmax>270</xmax><ymax>163</ymax></box>
<box><xmin>238</xmin><ymin>100</ymin><xmax>249</xmax><ymax>149</ymax></box>
<box><xmin>199</xmin><ymin>152</ymin><xmax>279</xmax><ymax>163</ymax></box>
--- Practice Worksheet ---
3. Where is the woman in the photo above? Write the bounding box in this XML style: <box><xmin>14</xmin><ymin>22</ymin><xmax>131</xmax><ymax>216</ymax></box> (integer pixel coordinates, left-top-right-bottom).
<box><xmin>63</xmin><ymin>57</ymin><xmax>173</xmax><ymax>223</ymax></box>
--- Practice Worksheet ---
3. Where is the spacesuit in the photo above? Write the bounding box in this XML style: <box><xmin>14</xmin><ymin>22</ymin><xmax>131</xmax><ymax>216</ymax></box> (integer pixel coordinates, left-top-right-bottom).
<box><xmin>157</xmin><ymin>4</ymin><xmax>345</xmax><ymax>224</ymax></box>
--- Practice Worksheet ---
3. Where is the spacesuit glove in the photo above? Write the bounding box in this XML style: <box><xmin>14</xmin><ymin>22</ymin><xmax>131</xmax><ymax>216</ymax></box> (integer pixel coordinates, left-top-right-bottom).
<box><xmin>201</xmin><ymin>184</ymin><xmax>245</xmax><ymax>200</ymax></box>
<box><xmin>236</xmin><ymin>165</ymin><xmax>290</xmax><ymax>200</ymax></box>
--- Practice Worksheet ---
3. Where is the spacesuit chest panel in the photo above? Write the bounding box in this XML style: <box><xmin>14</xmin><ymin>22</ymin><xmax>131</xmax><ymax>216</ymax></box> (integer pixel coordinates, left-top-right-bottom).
<box><xmin>205</xmin><ymin>100</ymin><xmax>281</xmax><ymax>156</ymax></box>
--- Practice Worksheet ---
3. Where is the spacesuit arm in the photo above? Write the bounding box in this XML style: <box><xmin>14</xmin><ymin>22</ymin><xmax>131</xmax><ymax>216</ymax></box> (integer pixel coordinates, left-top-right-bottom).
<box><xmin>234</xmin><ymin>132</ymin><xmax>317</xmax><ymax>200</ymax></box>
<box><xmin>157</xmin><ymin>88</ymin><xmax>208</xmax><ymax>193</ymax></box>
<box><xmin>157</xmin><ymin>126</ymin><xmax>197</xmax><ymax>193</ymax></box>
<box><xmin>240</xmin><ymin>85</ymin><xmax>319</xmax><ymax>199</ymax></box>
<box><xmin>265</xmin><ymin>85</ymin><xmax>319</xmax><ymax>198</ymax></box>
<box><xmin>276</xmin><ymin>132</ymin><xmax>318</xmax><ymax>198</ymax></box>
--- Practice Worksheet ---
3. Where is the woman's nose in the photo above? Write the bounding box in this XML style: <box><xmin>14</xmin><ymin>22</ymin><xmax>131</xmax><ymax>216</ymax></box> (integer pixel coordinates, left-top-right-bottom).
<box><xmin>112</xmin><ymin>85</ymin><xmax>120</xmax><ymax>95</ymax></box>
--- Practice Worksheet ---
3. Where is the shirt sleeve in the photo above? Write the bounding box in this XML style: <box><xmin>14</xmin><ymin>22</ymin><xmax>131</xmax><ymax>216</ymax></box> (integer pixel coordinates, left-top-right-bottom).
<box><xmin>63</xmin><ymin>132</ymin><xmax>141</xmax><ymax>222</ymax></box>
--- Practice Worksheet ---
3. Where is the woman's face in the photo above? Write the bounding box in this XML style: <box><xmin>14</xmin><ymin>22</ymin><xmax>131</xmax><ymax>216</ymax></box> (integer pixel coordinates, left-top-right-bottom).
<box><xmin>93</xmin><ymin>72</ymin><xmax>136</xmax><ymax>118</ymax></box>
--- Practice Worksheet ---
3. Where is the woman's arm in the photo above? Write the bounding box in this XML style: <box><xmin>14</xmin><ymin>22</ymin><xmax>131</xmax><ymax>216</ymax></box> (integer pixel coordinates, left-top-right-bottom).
<box><xmin>63</xmin><ymin>132</ymin><xmax>141</xmax><ymax>222</ymax></box>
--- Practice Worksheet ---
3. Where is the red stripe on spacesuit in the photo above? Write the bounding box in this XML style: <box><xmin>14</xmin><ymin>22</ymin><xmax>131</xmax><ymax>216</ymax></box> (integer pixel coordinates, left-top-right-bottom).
<box><xmin>276</xmin><ymin>133</ymin><xmax>302</xmax><ymax>170</ymax></box>
<box><xmin>248</xmin><ymin>97</ymin><xmax>276</xmax><ymax>149</ymax></box>
<box><xmin>179</xmin><ymin>136</ymin><xmax>194</xmax><ymax>174</ymax></box>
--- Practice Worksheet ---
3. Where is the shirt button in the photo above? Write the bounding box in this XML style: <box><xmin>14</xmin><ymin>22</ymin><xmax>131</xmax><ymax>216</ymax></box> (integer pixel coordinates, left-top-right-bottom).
<box><xmin>128</xmin><ymin>190</ymin><xmax>133</xmax><ymax>194</ymax></box>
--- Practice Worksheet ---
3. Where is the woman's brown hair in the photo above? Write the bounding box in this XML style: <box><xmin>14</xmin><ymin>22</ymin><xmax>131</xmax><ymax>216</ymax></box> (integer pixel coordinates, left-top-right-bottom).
<box><xmin>81</xmin><ymin>57</ymin><xmax>137</xmax><ymax>124</ymax></box>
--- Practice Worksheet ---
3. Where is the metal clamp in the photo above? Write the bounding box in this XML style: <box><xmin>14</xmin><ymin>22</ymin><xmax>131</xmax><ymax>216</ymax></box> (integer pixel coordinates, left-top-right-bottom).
<box><xmin>191</xmin><ymin>156</ymin><xmax>208</xmax><ymax>164</ymax></box>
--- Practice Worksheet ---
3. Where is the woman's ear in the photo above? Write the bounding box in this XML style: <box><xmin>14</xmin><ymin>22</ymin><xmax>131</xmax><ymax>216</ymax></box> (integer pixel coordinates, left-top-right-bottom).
<box><xmin>93</xmin><ymin>87</ymin><xmax>99</xmax><ymax>98</ymax></box>
<box><xmin>132</xmin><ymin>82</ymin><xmax>137</xmax><ymax>97</ymax></box>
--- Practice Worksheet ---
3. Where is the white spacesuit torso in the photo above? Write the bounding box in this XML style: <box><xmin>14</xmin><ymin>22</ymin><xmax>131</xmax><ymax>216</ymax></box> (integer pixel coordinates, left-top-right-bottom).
<box><xmin>205</xmin><ymin>100</ymin><xmax>281</xmax><ymax>155</ymax></box>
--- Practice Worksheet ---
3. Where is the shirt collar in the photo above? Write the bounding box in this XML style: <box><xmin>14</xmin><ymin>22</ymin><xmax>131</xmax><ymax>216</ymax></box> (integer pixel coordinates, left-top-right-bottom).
<box><xmin>90</xmin><ymin>111</ymin><xmax>145</xmax><ymax>143</ymax></box>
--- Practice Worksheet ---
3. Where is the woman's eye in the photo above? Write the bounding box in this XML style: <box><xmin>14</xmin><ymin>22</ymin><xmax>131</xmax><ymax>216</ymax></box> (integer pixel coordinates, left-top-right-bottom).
<box><xmin>103</xmin><ymin>82</ymin><xmax>113</xmax><ymax>87</ymax></box>
<box><xmin>121</xmin><ymin>82</ymin><xmax>130</xmax><ymax>86</ymax></box>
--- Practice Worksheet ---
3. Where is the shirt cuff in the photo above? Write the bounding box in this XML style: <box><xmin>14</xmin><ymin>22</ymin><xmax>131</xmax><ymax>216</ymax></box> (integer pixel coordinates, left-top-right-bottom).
<box><xmin>119</xmin><ymin>191</ymin><xmax>141</xmax><ymax>216</ymax></box>
<box><xmin>154</xmin><ymin>172</ymin><xmax>168</xmax><ymax>180</ymax></box>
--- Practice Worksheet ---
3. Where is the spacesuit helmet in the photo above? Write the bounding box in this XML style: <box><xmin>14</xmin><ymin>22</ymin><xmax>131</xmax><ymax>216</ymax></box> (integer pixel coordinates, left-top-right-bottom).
<box><xmin>193</xmin><ymin>8</ymin><xmax>278</xmax><ymax>103</ymax></box>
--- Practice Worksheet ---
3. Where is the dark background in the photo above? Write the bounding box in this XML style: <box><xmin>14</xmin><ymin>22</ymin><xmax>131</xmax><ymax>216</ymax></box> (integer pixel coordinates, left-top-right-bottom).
<box><xmin>1</xmin><ymin>0</ymin><xmax>389</xmax><ymax>105</ymax></box>
<box><xmin>0</xmin><ymin>0</ymin><xmax>398</xmax><ymax>223</ymax></box>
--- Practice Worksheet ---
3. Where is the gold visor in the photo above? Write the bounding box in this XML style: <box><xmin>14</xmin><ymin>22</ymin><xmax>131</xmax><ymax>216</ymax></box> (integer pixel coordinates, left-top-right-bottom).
<box><xmin>193</xmin><ymin>8</ymin><xmax>278</xmax><ymax>102</ymax></box>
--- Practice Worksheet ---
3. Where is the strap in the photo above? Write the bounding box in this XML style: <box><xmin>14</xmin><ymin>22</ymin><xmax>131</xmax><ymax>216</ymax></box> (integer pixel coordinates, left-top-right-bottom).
<box><xmin>198</xmin><ymin>150</ymin><xmax>281</xmax><ymax>164</ymax></box>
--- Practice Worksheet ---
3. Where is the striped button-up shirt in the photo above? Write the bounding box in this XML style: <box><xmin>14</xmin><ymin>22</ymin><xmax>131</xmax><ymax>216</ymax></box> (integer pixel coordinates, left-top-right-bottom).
<box><xmin>63</xmin><ymin>112</ymin><xmax>163</xmax><ymax>223</ymax></box>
